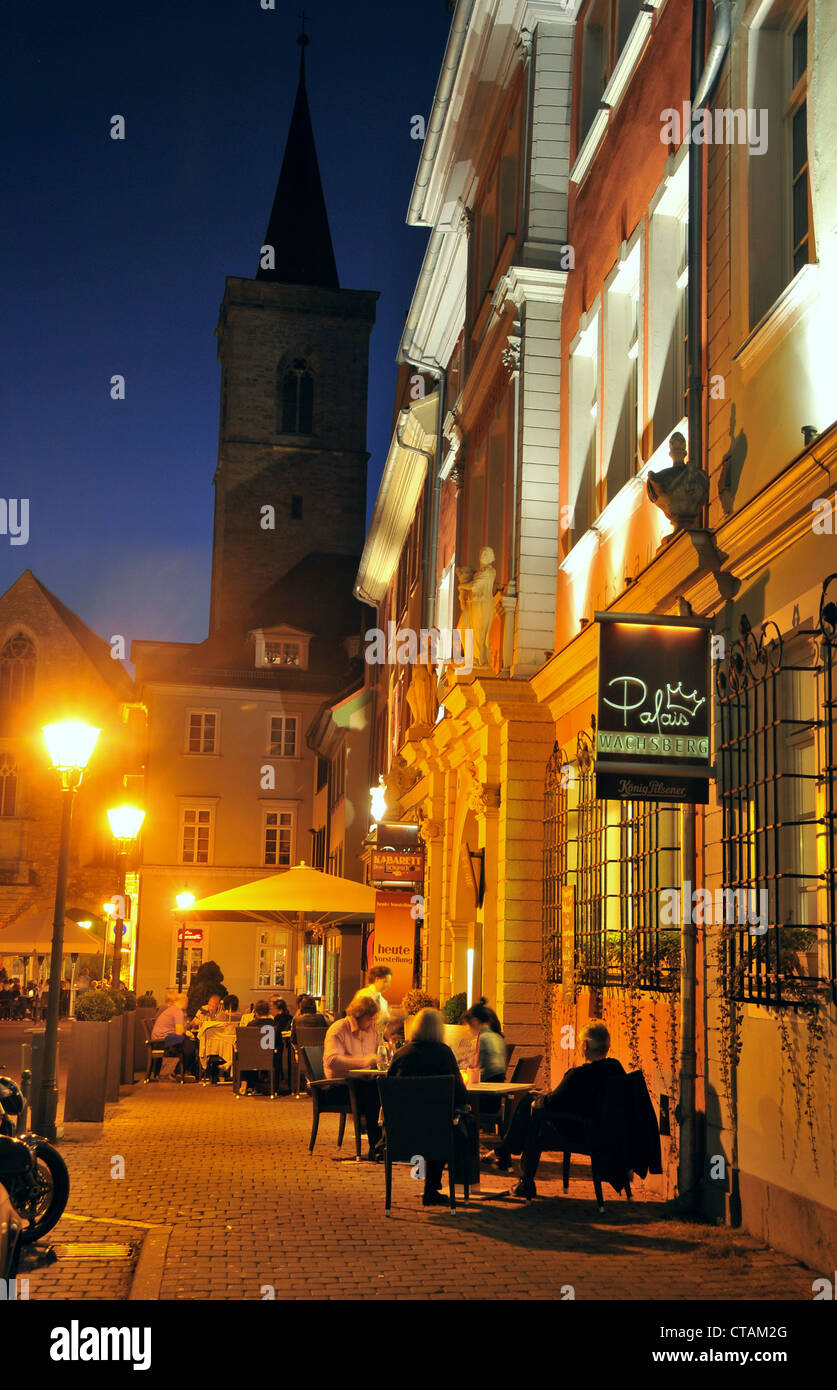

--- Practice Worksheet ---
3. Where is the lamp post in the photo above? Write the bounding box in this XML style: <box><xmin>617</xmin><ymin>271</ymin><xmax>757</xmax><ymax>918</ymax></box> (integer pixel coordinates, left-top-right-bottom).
<box><xmin>38</xmin><ymin>719</ymin><xmax>100</xmax><ymax>1139</ymax></box>
<box><xmin>175</xmin><ymin>892</ymin><xmax>195</xmax><ymax>991</ymax></box>
<box><xmin>106</xmin><ymin>806</ymin><xmax>145</xmax><ymax>994</ymax></box>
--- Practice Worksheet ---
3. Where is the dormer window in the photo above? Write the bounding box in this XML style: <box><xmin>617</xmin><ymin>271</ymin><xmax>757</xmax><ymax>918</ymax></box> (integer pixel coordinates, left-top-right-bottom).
<box><xmin>251</xmin><ymin>626</ymin><xmax>313</xmax><ymax>672</ymax></box>
<box><xmin>265</xmin><ymin>641</ymin><xmax>301</xmax><ymax>667</ymax></box>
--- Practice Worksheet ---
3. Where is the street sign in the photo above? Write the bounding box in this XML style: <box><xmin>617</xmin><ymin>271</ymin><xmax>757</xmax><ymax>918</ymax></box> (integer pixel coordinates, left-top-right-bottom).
<box><xmin>370</xmin><ymin>848</ymin><xmax>424</xmax><ymax>888</ymax></box>
<box><xmin>177</xmin><ymin>928</ymin><xmax>203</xmax><ymax>945</ymax></box>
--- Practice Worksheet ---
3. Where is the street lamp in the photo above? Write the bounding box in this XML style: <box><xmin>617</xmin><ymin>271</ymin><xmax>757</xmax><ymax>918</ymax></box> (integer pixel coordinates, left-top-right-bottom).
<box><xmin>175</xmin><ymin>892</ymin><xmax>195</xmax><ymax>991</ymax></box>
<box><xmin>106</xmin><ymin>805</ymin><xmax>145</xmax><ymax>993</ymax></box>
<box><xmin>37</xmin><ymin>719</ymin><xmax>100</xmax><ymax>1139</ymax></box>
<box><xmin>370</xmin><ymin>777</ymin><xmax>388</xmax><ymax>828</ymax></box>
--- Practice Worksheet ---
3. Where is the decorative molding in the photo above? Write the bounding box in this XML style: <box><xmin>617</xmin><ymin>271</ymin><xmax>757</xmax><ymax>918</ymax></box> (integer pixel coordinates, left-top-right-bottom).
<box><xmin>501</xmin><ymin>333</ymin><xmax>521</xmax><ymax>375</ymax></box>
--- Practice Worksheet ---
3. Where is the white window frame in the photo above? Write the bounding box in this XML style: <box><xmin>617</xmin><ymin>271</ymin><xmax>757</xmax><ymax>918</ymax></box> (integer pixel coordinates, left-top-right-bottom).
<box><xmin>185</xmin><ymin>708</ymin><xmax>220</xmax><ymax>755</ymax></box>
<box><xmin>568</xmin><ymin>301</ymin><xmax>601</xmax><ymax>544</ymax></box>
<box><xmin>262</xmin><ymin>807</ymin><xmax>295</xmax><ymax>868</ymax></box>
<box><xmin>648</xmin><ymin>149</ymin><xmax>689</xmax><ymax>452</ymax></box>
<box><xmin>264</xmin><ymin>640</ymin><xmax>302</xmax><ymax>667</ymax></box>
<box><xmin>602</xmin><ymin>230</ymin><xmax>643</xmax><ymax>501</ymax></box>
<box><xmin>178</xmin><ymin>803</ymin><xmax>216</xmax><ymax>866</ymax></box>
<box><xmin>251</xmin><ymin>627</ymin><xmax>312</xmax><ymax>671</ymax></box>
<box><xmin>256</xmin><ymin>925</ymin><xmax>291</xmax><ymax>988</ymax></box>
<box><xmin>267</xmin><ymin>714</ymin><xmax>299</xmax><ymax>759</ymax></box>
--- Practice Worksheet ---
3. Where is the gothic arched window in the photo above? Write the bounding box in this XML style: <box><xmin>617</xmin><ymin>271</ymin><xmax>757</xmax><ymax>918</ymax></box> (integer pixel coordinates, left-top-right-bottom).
<box><xmin>0</xmin><ymin>754</ymin><xmax>17</xmax><ymax>817</ymax></box>
<box><xmin>0</xmin><ymin>633</ymin><xmax>36</xmax><ymax>705</ymax></box>
<box><xmin>280</xmin><ymin>359</ymin><xmax>314</xmax><ymax>435</ymax></box>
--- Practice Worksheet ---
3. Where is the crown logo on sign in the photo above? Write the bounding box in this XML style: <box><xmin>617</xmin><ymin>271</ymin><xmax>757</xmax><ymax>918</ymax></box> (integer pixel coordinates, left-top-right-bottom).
<box><xmin>666</xmin><ymin>683</ymin><xmax>705</xmax><ymax>718</ymax></box>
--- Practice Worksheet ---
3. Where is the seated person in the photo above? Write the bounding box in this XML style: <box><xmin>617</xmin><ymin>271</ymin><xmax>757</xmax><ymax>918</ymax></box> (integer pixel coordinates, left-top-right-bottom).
<box><xmin>192</xmin><ymin>992</ymin><xmax>225</xmax><ymax>1027</ymax></box>
<box><xmin>387</xmin><ymin>1008</ymin><xmax>471</xmax><ymax>1206</ymax></box>
<box><xmin>271</xmin><ymin>996</ymin><xmax>293</xmax><ymax>1034</ymax></box>
<box><xmin>462</xmin><ymin>1000</ymin><xmax>506</xmax><ymax>1080</ymax></box>
<box><xmin>323</xmin><ymin>993</ymin><xmax>382</xmax><ymax>1157</ymax></box>
<box><xmin>239</xmin><ymin>1000</ymin><xmax>275</xmax><ymax>1094</ymax></box>
<box><xmin>492</xmin><ymin>1020</ymin><xmax>626</xmax><ymax>1200</ymax></box>
<box><xmin>223</xmin><ymin>993</ymin><xmax>240</xmax><ymax>1021</ymax></box>
<box><xmin>290</xmin><ymin>994</ymin><xmax>329</xmax><ymax>1043</ymax></box>
<box><xmin>150</xmin><ymin>991</ymin><xmax>197</xmax><ymax>1077</ymax></box>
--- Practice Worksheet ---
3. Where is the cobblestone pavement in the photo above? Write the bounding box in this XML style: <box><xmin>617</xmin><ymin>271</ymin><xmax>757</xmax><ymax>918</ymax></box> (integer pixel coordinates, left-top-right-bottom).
<box><xmin>17</xmin><ymin>1080</ymin><xmax>817</xmax><ymax>1302</ymax></box>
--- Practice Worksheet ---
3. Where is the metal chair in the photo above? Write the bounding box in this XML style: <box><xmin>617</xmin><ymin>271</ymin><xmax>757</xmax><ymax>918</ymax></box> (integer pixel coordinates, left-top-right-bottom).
<box><xmin>233</xmin><ymin>1025</ymin><xmax>276</xmax><ymax>1098</ymax></box>
<box><xmin>301</xmin><ymin>1046</ymin><xmax>357</xmax><ymax>1153</ymax></box>
<box><xmin>376</xmin><ymin>1075</ymin><xmax>464</xmax><ymax>1215</ymax></box>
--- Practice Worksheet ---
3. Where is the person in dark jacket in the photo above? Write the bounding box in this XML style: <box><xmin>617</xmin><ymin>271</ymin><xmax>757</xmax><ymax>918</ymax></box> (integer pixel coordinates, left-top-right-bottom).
<box><xmin>492</xmin><ymin>1020</ymin><xmax>626</xmax><ymax>1200</ymax></box>
<box><xmin>290</xmin><ymin>995</ymin><xmax>328</xmax><ymax>1042</ymax></box>
<box><xmin>386</xmin><ymin>1008</ymin><xmax>471</xmax><ymax>1206</ymax></box>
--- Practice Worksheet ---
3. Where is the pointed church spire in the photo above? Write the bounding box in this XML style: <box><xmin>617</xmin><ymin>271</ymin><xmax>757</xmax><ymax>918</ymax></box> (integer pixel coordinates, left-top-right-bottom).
<box><xmin>257</xmin><ymin>26</ymin><xmax>339</xmax><ymax>289</ymax></box>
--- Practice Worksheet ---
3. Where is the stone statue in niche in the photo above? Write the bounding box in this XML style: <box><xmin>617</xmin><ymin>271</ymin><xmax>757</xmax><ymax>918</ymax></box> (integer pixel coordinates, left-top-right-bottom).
<box><xmin>457</xmin><ymin>546</ymin><xmax>496</xmax><ymax>668</ymax></box>
<box><xmin>405</xmin><ymin>649</ymin><xmax>438</xmax><ymax>729</ymax></box>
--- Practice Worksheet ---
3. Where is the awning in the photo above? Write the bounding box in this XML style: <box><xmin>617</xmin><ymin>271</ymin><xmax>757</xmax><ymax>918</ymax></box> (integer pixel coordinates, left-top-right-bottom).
<box><xmin>0</xmin><ymin>910</ymin><xmax>101</xmax><ymax>955</ymax></box>
<box><xmin>176</xmin><ymin>861</ymin><xmax>377</xmax><ymax>929</ymax></box>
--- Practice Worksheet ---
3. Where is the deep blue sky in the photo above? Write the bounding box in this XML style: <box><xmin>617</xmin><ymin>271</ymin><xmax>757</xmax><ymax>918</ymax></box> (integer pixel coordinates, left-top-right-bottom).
<box><xmin>0</xmin><ymin>0</ymin><xmax>451</xmax><ymax>647</ymax></box>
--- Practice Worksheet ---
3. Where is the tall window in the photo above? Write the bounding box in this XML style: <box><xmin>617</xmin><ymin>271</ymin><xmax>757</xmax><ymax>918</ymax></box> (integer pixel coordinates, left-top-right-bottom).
<box><xmin>181</xmin><ymin>808</ymin><xmax>212</xmax><ymax>865</ymax></box>
<box><xmin>603</xmin><ymin>239</ymin><xmax>641</xmax><ymax>500</ymax></box>
<box><xmin>280</xmin><ymin>359</ymin><xmax>314</xmax><ymax>434</ymax></box>
<box><xmin>578</xmin><ymin>0</ymin><xmax>644</xmax><ymax>147</ymax></box>
<box><xmin>268</xmin><ymin>715</ymin><xmax>297</xmax><ymax>758</ymax></box>
<box><xmin>330</xmin><ymin>743</ymin><xmax>347</xmax><ymax>810</ymax></box>
<box><xmin>187</xmin><ymin>711</ymin><xmax>217</xmax><ymax>754</ymax></box>
<box><xmin>0</xmin><ymin>633</ymin><xmax>35</xmax><ymax>705</ymax></box>
<box><xmin>649</xmin><ymin>156</ymin><xmax>689</xmax><ymax>449</ymax></box>
<box><xmin>568</xmin><ymin>313</ymin><xmax>600</xmax><ymax>542</ymax></box>
<box><xmin>263</xmin><ymin>810</ymin><xmax>293</xmax><ymax>867</ymax></box>
<box><xmin>257</xmin><ymin>927</ymin><xmax>289</xmax><ymax>987</ymax></box>
<box><xmin>748</xmin><ymin>4</ymin><xmax>813</xmax><ymax>329</ymax></box>
<box><xmin>789</xmin><ymin>15</ymin><xmax>810</xmax><ymax>276</ymax></box>
<box><xmin>0</xmin><ymin>755</ymin><xmax>17</xmax><ymax>817</ymax></box>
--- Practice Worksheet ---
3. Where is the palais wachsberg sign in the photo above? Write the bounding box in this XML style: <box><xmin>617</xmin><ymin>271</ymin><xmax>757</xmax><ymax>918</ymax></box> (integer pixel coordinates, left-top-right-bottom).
<box><xmin>595</xmin><ymin>612</ymin><xmax>713</xmax><ymax>804</ymax></box>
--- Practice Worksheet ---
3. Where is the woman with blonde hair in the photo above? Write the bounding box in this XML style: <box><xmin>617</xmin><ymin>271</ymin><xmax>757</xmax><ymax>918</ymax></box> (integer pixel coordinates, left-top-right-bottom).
<box><xmin>386</xmin><ymin>1008</ymin><xmax>472</xmax><ymax>1205</ymax></box>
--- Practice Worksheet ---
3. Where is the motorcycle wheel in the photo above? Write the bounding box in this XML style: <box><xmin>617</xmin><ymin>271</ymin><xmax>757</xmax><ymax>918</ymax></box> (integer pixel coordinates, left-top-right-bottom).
<box><xmin>17</xmin><ymin>1142</ymin><xmax>70</xmax><ymax>1244</ymax></box>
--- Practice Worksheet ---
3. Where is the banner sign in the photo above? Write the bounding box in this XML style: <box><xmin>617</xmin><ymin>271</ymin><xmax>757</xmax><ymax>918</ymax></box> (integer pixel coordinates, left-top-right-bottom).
<box><xmin>370</xmin><ymin>848</ymin><xmax>424</xmax><ymax>888</ymax></box>
<box><xmin>177</xmin><ymin>928</ymin><xmax>204</xmax><ymax>945</ymax></box>
<box><xmin>372</xmin><ymin>892</ymin><xmax>417</xmax><ymax>1004</ymax></box>
<box><xmin>595</xmin><ymin>612</ymin><xmax>712</xmax><ymax>804</ymax></box>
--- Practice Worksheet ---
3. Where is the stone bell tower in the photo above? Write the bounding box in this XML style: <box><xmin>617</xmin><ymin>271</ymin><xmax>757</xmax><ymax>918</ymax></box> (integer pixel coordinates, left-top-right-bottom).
<box><xmin>209</xmin><ymin>32</ymin><xmax>378</xmax><ymax>634</ymax></box>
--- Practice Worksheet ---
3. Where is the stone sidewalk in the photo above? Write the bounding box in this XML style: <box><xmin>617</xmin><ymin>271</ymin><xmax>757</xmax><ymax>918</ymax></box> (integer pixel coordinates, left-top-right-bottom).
<box><xmin>18</xmin><ymin>1080</ymin><xmax>819</xmax><ymax>1301</ymax></box>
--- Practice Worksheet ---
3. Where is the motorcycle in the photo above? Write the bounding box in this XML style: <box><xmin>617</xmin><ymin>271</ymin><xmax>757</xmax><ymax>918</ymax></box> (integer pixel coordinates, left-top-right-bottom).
<box><xmin>0</xmin><ymin>1068</ymin><xmax>70</xmax><ymax>1243</ymax></box>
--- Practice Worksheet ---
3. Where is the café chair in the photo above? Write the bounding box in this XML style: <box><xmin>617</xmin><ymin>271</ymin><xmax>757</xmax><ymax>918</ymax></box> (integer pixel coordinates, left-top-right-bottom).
<box><xmin>376</xmin><ymin>1075</ymin><xmax>463</xmax><ymax>1216</ymax></box>
<box><xmin>301</xmin><ymin>1046</ymin><xmax>357</xmax><ymax>1154</ymax></box>
<box><xmin>292</xmin><ymin>1024</ymin><xmax>328</xmax><ymax>1096</ymax></box>
<box><xmin>560</xmin><ymin>1069</ymin><xmax>660</xmax><ymax>1212</ymax></box>
<box><xmin>233</xmin><ymin>1025</ymin><xmax>276</xmax><ymax>1098</ymax></box>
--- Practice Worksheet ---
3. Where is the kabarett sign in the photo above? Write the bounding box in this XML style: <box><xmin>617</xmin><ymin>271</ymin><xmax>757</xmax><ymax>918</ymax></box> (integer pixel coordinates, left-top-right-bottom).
<box><xmin>595</xmin><ymin>612</ymin><xmax>712</xmax><ymax>803</ymax></box>
<box><xmin>370</xmin><ymin>848</ymin><xmax>424</xmax><ymax>888</ymax></box>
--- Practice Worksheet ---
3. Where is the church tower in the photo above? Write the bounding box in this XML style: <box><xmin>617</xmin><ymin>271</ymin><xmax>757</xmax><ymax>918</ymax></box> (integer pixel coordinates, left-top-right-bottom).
<box><xmin>209</xmin><ymin>34</ymin><xmax>378</xmax><ymax>634</ymax></box>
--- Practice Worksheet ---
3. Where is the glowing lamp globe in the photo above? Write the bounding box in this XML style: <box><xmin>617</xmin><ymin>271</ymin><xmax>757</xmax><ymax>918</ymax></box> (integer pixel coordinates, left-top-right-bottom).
<box><xmin>370</xmin><ymin>779</ymin><xmax>388</xmax><ymax>823</ymax></box>
<box><xmin>43</xmin><ymin>721</ymin><xmax>100</xmax><ymax>773</ymax></box>
<box><xmin>176</xmin><ymin>892</ymin><xmax>195</xmax><ymax>912</ymax></box>
<box><xmin>106</xmin><ymin>805</ymin><xmax>145</xmax><ymax>842</ymax></box>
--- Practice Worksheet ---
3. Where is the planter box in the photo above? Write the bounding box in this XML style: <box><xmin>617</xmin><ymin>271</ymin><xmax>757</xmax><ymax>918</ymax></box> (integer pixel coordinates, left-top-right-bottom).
<box><xmin>64</xmin><ymin>1022</ymin><xmax>109</xmax><ymax>1123</ymax></box>
<box><xmin>134</xmin><ymin>1009</ymin><xmax>156</xmax><ymax>1073</ymax></box>
<box><xmin>105</xmin><ymin>1014</ymin><xmax>124</xmax><ymax>1102</ymax></box>
<box><xmin>120</xmin><ymin>1010</ymin><xmax>136</xmax><ymax>1085</ymax></box>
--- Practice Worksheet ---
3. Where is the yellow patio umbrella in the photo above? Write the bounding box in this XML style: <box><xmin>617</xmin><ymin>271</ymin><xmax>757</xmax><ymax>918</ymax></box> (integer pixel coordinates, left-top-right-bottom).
<box><xmin>176</xmin><ymin>861</ymin><xmax>377</xmax><ymax>929</ymax></box>
<box><xmin>0</xmin><ymin>909</ymin><xmax>101</xmax><ymax>956</ymax></box>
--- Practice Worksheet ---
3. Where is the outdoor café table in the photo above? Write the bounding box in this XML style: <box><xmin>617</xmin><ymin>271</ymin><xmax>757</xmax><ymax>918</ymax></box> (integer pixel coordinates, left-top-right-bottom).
<box><xmin>198</xmin><ymin>1020</ymin><xmax>236</xmax><ymax>1072</ymax></box>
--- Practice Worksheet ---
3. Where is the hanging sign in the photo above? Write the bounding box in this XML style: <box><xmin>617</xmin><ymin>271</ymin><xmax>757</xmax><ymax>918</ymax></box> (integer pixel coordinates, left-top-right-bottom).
<box><xmin>177</xmin><ymin>928</ymin><xmax>204</xmax><ymax>945</ymax></box>
<box><xmin>372</xmin><ymin>892</ymin><xmax>416</xmax><ymax>1004</ymax></box>
<box><xmin>370</xmin><ymin>848</ymin><xmax>424</xmax><ymax>888</ymax></box>
<box><xmin>595</xmin><ymin>612</ymin><xmax>712</xmax><ymax>803</ymax></box>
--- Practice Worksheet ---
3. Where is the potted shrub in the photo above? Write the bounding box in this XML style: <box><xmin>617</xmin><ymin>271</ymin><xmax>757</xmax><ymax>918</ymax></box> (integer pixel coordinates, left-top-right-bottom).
<box><xmin>441</xmin><ymin>992</ymin><xmax>470</xmax><ymax>1058</ymax></box>
<box><xmin>400</xmin><ymin>988</ymin><xmax>439</xmax><ymax>1040</ymax></box>
<box><xmin>65</xmin><ymin>990</ymin><xmax>116</xmax><ymax>1122</ymax></box>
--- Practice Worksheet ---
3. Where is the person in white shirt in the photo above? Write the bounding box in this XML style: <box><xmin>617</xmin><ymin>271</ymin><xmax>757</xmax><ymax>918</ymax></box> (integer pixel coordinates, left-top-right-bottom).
<box><xmin>358</xmin><ymin>966</ymin><xmax>392</xmax><ymax>1021</ymax></box>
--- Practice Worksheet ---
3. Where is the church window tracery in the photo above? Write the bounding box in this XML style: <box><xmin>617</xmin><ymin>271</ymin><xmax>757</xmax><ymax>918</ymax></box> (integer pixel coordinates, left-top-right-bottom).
<box><xmin>280</xmin><ymin>359</ymin><xmax>314</xmax><ymax>435</ymax></box>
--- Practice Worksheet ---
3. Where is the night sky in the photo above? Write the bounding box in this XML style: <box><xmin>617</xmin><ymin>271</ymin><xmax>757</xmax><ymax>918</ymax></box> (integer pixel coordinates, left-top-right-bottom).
<box><xmin>1</xmin><ymin>0</ymin><xmax>452</xmax><ymax>649</ymax></box>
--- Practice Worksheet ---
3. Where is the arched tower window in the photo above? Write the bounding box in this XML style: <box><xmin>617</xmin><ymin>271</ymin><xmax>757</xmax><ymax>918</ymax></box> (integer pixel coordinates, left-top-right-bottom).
<box><xmin>280</xmin><ymin>359</ymin><xmax>314</xmax><ymax>435</ymax></box>
<box><xmin>0</xmin><ymin>633</ymin><xmax>36</xmax><ymax>705</ymax></box>
<box><xmin>0</xmin><ymin>754</ymin><xmax>17</xmax><ymax>817</ymax></box>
